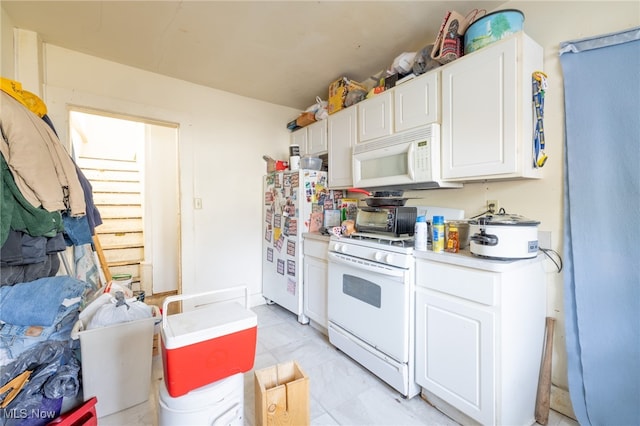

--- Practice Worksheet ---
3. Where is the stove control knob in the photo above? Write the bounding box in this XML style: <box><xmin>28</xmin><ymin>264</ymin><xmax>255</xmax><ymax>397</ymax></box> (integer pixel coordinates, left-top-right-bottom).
<box><xmin>374</xmin><ymin>252</ymin><xmax>384</xmax><ymax>262</ymax></box>
<box><xmin>385</xmin><ymin>254</ymin><xmax>394</xmax><ymax>263</ymax></box>
<box><xmin>336</xmin><ymin>243</ymin><xmax>347</xmax><ymax>254</ymax></box>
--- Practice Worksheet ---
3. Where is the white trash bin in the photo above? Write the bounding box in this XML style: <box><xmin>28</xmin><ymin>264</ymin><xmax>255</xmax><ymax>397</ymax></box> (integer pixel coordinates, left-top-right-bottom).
<box><xmin>73</xmin><ymin>304</ymin><xmax>159</xmax><ymax>418</ymax></box>
<box><xmin>78</xmin><ymin>317</ymin><xmax>159</xmax><ymax>417</ymax></box>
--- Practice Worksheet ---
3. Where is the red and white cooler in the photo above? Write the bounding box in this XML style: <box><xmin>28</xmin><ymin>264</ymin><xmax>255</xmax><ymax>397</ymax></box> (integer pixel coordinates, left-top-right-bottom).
<box><xmin>161</xmin><ymin>287</ymin><xmax>257</xmax><ymax>397</ymax></box>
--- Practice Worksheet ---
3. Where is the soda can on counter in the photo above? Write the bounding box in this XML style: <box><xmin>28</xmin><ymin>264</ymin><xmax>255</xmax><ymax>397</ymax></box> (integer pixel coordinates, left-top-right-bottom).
<box><xmin>432</xmin><ymin>216</ymin><xmax>445</xmax><ymax>253</ymax></box>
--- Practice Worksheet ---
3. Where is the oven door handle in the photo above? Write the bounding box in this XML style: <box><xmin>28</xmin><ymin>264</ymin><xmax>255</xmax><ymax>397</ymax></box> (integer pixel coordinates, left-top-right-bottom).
<box><xmin>328</xmin><ymin>252</ymin><xmax>407</xmax><ymax>278</ymax></box>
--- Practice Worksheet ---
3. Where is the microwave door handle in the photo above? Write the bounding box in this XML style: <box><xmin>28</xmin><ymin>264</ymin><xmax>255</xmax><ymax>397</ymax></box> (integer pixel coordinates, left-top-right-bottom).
<box><xmin>407</xmin><ymin>143</ymin><xmax>416</xmax><ymax>180</ymax></box>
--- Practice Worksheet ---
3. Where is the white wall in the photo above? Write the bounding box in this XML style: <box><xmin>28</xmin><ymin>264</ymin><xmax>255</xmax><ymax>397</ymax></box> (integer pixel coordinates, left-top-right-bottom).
<box><xmin>1</xmin><ymin>9</ymin><xmax>15</xmax><ymax>77</ymax></box>
<box><xmin>0</xmin><ymin>23</ymin><xmax>299</xmax><ymax>305</ymax></box>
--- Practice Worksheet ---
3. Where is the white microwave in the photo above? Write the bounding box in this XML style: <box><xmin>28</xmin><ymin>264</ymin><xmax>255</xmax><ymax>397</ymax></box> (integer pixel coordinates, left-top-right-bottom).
<box><xmin>352</xmin><ymin>124</ymin><xmax>461</xmax><ymax>189</ymax></box>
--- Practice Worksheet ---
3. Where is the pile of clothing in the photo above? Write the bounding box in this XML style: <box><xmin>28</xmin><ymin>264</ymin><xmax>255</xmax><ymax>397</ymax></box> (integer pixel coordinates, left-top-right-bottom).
<box><xmin>0</xmin><ymin>277</ymin><xmax>88</xmax><ymax>425</ymax></box>
<box><xmin>0</xmin><ymin>78</ymin><xmax>103</xmax><ymax>424</ymax></box>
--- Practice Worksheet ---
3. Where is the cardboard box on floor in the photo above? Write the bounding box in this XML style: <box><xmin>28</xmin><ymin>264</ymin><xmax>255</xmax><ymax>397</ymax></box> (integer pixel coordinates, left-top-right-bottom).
<box><xmin>254</xmin><ymin>360</ymin><xmax>309</xmax><ymax>426</ymax></box>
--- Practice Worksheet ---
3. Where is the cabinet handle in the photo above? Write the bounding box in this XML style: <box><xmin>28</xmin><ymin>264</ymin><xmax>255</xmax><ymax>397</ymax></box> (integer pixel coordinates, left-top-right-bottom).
<box><xmin>470</xmin><ymin>232</ymin><xmax>499</xmax><ymax>246</ymax></box>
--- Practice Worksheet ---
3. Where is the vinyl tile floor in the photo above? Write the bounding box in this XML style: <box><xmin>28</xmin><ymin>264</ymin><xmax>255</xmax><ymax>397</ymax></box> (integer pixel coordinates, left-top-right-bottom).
<box><xmin>100</xmin><ymin>303</ymin><xmax>579</xmax><ymax>426</ymax></box>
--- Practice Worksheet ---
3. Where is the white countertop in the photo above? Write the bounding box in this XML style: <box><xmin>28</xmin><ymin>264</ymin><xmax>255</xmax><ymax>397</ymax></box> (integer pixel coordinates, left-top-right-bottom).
<box><xmin>413</xmin><ymin>248</ymin><xmax>545</xmax><ymax>272</ymax></box>
<box><xmin>302</xmin><ymin>231</ymin><xmax>545</xmax><ymax>271</ymax></box>
<box><xmin>302</xmin><ymin>232</ymin><xmax>331</xmax><ymax>242</ymax></box>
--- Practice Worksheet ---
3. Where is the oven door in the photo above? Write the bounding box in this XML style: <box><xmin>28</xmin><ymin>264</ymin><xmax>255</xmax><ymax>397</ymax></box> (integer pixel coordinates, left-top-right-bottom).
<box><xmin>327</xmin><ymin>251</ymin><xmax>410</xmax><ymax>363</ymax></box>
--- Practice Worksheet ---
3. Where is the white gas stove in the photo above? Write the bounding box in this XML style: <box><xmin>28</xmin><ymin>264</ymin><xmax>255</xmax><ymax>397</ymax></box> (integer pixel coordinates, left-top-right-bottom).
<box><xmin>326</xmin><ymin>206</ymin><xmax>464</xmax><ymax>399</ymax></box>
<box><xmin>327</xmin><ymin>231</ymin><xmax>418</xmax><ymax>398</ymax></box>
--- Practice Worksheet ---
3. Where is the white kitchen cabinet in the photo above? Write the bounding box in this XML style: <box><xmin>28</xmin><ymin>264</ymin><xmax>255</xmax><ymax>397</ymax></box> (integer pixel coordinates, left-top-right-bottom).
<box><xmin>303</xmin><ymin>235</ymin><xmax>329</xmax><ymax>331</ymax></box>
<box><xmin>414</xmin><ymin>252</ymin><xmax>546</xmax><ymax>426</ymax></box>
<box><xmin>290</xmin><ymin>127</ymin><xmax>308</xmax><ymax>156</ymax></box>
<box><xmin>307</xmin><ymin>120</ymin><xmax>328</xmax><ymax>155</ymax></box>
<box><xmin>357</xmin><ymin>90</ymin><xmax>393</xmax><ymax>143</ymax></box>
<box><xmin>394</xmin><ymin>72</ymin><xmax>440</xmax><ymax>132</ymax></box>
<box><xmin>291</xmin><ymin>120</ymin><xmax>327</xmax><ymax>156</ymax></box>
<box><xmin>441</xmin><ymin>32</ymin><xmax>543</xmax><ymax>181</ymax></box>
<box><xmin>327</xmin><ymin>106</ymin><xmax>357</xmax><ymax>189</ymax></box>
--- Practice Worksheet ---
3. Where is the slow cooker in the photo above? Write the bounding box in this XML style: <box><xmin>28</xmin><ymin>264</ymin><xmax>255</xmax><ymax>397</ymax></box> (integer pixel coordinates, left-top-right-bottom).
<box><xmin>469</xmin><ymin>213</ymin><xmax>540</xmax><ymax>259</ymax></box>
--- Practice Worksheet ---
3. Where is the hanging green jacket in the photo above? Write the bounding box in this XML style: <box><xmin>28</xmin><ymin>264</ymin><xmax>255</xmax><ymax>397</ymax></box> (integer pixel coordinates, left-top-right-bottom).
<box><xmin>1</xmin><ymin>154</ymin><xmax>63</xmax><ymax>246</ymax></box>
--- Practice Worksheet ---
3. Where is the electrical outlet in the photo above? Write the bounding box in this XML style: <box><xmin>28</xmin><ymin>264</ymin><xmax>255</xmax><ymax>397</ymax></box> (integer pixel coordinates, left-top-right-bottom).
<box><xmin>487</xmin><ymin>199</ymin><xmax>499</xmax><ymax>214</ymax></box>
<box><xmin>538</xmin><ymin>231</ymin><xmax>552</xmax><ymax>250</ymax></box>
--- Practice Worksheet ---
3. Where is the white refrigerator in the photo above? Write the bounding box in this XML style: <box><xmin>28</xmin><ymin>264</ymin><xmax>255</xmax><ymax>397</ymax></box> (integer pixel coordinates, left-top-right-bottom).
<box><xmin>262</xmin><ymin>170</ymin><xmax>343</xmax><ymax>323</ymax></box>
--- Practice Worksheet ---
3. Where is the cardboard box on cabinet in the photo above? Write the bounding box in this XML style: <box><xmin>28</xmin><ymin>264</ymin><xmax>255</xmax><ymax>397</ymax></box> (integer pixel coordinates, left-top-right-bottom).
<box><xmin>328</xmin><ymin>77</ymin><xmax>367</xmax><ymax>114</ymax></box>
<box><xmin>296</xmin><ymin>111</ymin><xmax>316</xmax><ymax>127</ymax></box>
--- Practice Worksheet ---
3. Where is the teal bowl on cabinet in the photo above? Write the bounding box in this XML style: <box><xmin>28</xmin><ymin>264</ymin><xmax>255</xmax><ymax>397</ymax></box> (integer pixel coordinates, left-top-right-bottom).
<box><xmin>464</xmin><ymin>9</ymin><xmax>525</xmax><ymax>54</ymax></box>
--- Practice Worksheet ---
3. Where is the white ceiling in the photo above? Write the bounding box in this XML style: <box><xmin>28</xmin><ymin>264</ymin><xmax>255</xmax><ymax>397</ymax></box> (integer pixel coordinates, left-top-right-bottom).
<box><xmin>2</xmin><ymin>1</ymin><xmax>505</xmax><ymax>111</ymax></box>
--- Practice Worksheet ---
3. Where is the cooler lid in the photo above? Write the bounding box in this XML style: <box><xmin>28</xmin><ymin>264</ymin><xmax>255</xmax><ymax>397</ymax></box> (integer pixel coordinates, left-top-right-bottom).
<box><xmin>162</xmin><ymin>301</ymin><xmax>257</xmax><ymax>349</ymax></box>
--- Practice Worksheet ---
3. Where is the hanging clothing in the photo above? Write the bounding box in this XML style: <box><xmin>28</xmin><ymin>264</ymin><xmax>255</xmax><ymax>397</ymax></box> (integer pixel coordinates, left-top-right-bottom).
<box><xmin>0</xmin><ymin>155</ymin><xmax>63</xmax><ymax>246</ymax></box>
<box><xmin>38</xmin><ymin>113</ymin><xmax>103</xmax><ymax>237</ymax></box>
<box><xmin>0</xmin><ymin>91</ymin><xmax>86</xmax><ymax>217</ymax></box>
<box><xmin>560</xmin><ymin>26</ymin><xmax>640</xmax><ymax>426</ymax></box>
<box><xmin>73</xmin><ymin>243</ymin><xmax>101</xmax><ymax>295</ymax></box>
<box><xmin>0</xmin><ymin>77</ymin><xmax>47</xmax><ymax>118</ymax></box>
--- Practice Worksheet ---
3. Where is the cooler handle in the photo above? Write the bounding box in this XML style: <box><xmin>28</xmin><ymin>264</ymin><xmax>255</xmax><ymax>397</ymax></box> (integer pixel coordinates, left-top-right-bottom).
<box><xmin>161</xmin><ymin>286</ymin><xmax>249</xmax><ymax>331</ymax></box>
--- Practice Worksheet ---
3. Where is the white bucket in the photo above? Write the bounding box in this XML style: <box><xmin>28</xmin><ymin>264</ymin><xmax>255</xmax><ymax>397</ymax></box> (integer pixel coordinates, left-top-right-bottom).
<box><xmin>112</xmin><ymin>273</ymin><xmax>133</xmax><ymax>289</ymax></box>
<box><xmin>158</xmin><ymin>373</ymin><xmax>244</xmax><ymax>425</ymax></box>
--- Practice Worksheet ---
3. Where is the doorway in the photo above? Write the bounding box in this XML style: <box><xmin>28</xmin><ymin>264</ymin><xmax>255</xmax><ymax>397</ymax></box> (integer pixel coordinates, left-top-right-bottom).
<box><xmin>69</xmin><ymin>109</ymin><xmax>181</xmax><ymax>296</ymax></box>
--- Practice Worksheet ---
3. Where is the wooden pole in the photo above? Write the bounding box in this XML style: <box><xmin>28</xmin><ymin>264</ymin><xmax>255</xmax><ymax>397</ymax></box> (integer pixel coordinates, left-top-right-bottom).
<box><xmin>535</xmin><ymin>317</ymin><xmax>556</xmax><ymax>425</ymax></box>
<box><xmin>92</xmin><ymin>234</ymin><xmax>112</xmax><ymax>282</ymax></box>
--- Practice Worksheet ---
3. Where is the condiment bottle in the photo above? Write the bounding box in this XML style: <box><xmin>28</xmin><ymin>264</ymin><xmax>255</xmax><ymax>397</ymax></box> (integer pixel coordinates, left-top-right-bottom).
<box><xmin>432</xmin><ymin>216</ymin><xmax>445</xmax><ymax>253</ymax></box>
<box><xmin>446</xmin><ymin>224</ymin><xmax>460</xmax><ymax>253</ymax></box>
<box><xmin>414</xmin><ymin>216</ymin><xmax>428</xmax><ymax>251</ymax></box>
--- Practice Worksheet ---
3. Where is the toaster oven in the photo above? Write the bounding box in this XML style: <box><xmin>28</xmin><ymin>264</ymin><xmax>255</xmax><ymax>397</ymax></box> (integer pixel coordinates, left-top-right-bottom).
<box><xmin>355</xmin><ymin>206</ymin><xmax>418</xmax><ymax>236</ymax></box>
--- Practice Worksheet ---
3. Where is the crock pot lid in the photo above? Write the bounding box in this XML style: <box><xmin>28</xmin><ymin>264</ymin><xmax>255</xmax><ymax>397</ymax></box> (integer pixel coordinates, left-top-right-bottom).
<box><xmin>471</xmin><ymin>214</ymin><xmax>540</xmax><ymax>226</ymax></box>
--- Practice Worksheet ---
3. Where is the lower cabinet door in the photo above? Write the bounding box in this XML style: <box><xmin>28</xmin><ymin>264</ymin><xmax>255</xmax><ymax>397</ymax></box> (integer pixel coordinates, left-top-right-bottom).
<box><xmin>415</xmin><ymin>287</ymin><xmax>495</xmax><ymax>425</ymax></box>
<box><xmin>303</xmin><ymin>256</ymin><xmax>328</xmax><ymax>328</ymax></box>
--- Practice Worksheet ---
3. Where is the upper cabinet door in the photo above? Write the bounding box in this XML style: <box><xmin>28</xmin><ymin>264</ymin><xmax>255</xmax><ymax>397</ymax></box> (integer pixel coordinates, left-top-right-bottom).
<box><xmin>441</xmin><ymin>33</ymin><xmax>543</xmax><ymax>181</ymax></box>
<box><xmin>327</xmin><ymin>107</ymin><xmax>357</xmax><ymax>189</ymax></box>
<box><xmin>394</xmin><ymin>72</ymin><xmax>440</xmax><ymax>132</ymax></box>
<box><xmin>307</xmin><ymin>120</ymin><xmax>328</xmax><ymax>155</ymax></box>
<box><xmin>358</xmin><ymin>91</ymin><xmax>393</xmax><ymax>143</ymax></box>
<box><xmin>291</xmin><ymin>128</ymin><xmax>309</xmax><ymax>156</ymax></box>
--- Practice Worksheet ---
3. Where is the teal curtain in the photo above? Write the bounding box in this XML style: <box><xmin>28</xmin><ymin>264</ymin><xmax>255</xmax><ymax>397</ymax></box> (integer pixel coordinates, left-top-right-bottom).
<box><xmin>559</xmin><ymin>27</ymin><xmax>640</xmax><ymax>426</ymax></box>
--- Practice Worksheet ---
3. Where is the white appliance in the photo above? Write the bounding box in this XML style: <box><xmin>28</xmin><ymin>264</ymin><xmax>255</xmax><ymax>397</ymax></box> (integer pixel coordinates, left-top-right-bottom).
<box><xmin>469</xmin><ymin>213</ymin><xmax>540</xmax><ymax>259</ymax></box>
<box><xmin>262</xmin><ymin>170</ymin><xmax>343</xmax><ymax>324</ymax></box>
<box><xmin>327</xmin><ymin>233</ymin><xmax>420</xmax><ymax>398</ymax></box>
<box><xmin>326</xmin><ymin>207</ymin><xmax>465</xmax><ymax>398</ymax></box>
<box><xmin>352</xmin><ymin>124</ymin><xmax>462</xmax><ymax>190</ymax></box>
